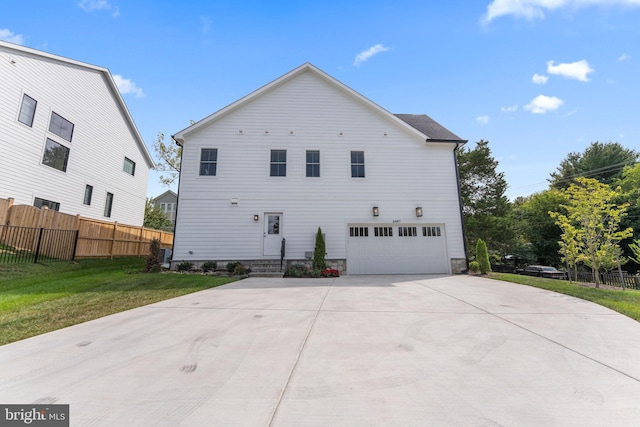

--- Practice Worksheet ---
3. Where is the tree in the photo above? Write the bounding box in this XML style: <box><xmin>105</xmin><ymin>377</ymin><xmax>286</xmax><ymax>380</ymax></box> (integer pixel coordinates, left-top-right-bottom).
<box><xmin>457</xmin><ymin>140</ymin><xmax>513</xmax><ymax>255</ymax></box>
<box><xmin>513</xmin><ymin>189</ymin><xmax>567</xmax><ymax>266</ymax></box>
<box><xmin>153</xmin><ymin>132</ymin><xmax>182</xmax><ymax>187</ymax></box>
<box><xmin>313</xmin><ymin>227</ymin><xmax>326</xmax><ymax>271</ymax></box>
<box><xmin>475</xmin><ymin>238</ymin><xmax>491</xmax><ymax>274</ymax></box>
<box><xmin>143</xmin><ymin>199</ymin><xmax>173</xmax><ymax>230</ymax></box>
<box><xmin>616</xmin><ymin>163</ymin><xmax>640</xmax><ymax>273</ymax></box>
<box><xmin>549</xmin><ymin>141</ymin><xmax>638</xmax><ymax>190</ymax></box>
<box><xmin>550</xmin><ymin>177</ymin><xmax>633</xmax><ymax>286</ymax></box>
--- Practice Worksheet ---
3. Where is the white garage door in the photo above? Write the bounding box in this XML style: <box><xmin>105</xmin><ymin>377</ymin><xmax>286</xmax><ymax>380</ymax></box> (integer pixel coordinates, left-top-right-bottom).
<box><xmin>347</xmin><ymin>224</ymin><xmax>449</xmax><ymax>274</ymax></box>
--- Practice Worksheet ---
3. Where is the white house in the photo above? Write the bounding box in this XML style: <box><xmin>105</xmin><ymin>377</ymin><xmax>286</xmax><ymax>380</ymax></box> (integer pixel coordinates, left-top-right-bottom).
<box><xmin>172</xmin><ymin>63</ymin><xmax>467</xmax><ymax>274</ymax></box>
<box><xmin>0</xmin><ymin>40</ymin><xmax>154</xmax><ymax>226</ymax></box>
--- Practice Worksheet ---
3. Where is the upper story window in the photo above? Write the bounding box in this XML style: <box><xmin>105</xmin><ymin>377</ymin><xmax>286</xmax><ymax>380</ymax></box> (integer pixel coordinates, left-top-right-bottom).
<box><xmin>306</xmin><ymin>150</ymin><xmax>320</xmax><ymax>177</ymax></box>
<box><xmin>104</xmin><ymin>192</ymin><xmax>114</xmax><ymax>218</ymax></box>
<box><xmin>34</xmin><ymin>197</ymin><xmax>60</xmax><ymax>211</ymax></box>
<box><xmin>199</xmin><ymin>148</ymin><xmax>218</xmax><ymax>176</ymax></box>
<box><xmin>123</xmin><ymin>157</ymin><xmax>136</xmax><ymax>176</ymax></box>
<box><xmin>83</xmin><ymin>185</ymin><xmax>93</xmax><ymax>206</ymax></box>
<box><xmin>42</xmin><ymin>138</ymin><xmax>70</xmax><ymax>172</ymax></box>
<box><xmin>351</xmin><ymin>151</ymin><xmax>365</xmax><ymax>178</ymax></box>
<box><xmin>49</xmin><ymin>112</ymin><xmax>74</xmax><ymax>142</ymax></box>
<box><xmin>18</xmin><ymin>94</ymin><xmax>37</xmax><ymax>127</ymax></box>
<box><xmin>270</xmin><ymin>149</ymin><xmax>286</xmax><ymax>177</ymax></box>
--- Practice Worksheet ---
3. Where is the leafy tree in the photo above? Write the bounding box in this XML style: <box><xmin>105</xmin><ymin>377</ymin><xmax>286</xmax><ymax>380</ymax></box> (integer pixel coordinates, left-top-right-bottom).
<box><xmin>616</xmin><ymin>163</ymin><xmax>640</xmax><ymax>272</ymax></box>
<box><xmin>550</xmin><ymin>177</ymin><xmax>633</xmax><ymax>286</ymax></box>
<box><xmin>143</xmin><ymin>198</ymin><xmax>173</xmax><ymax>230</ymax></box>
<box><xmin>513</xmin><ymin>189</ymin><xmax>567</xmax><ymax>266</ymax></box>
<box><xmin>153</xmin><ymin>131</ymin><xmax>182</xmax><ymax>187</ymax></box>
<box><xmin>313</xmin><ymin>227</ymin><xmax>326</xmax><ymax>271</ymax></box>
<box><xmin>475</xmin><ymin>238</ymin><xmax>491</xmax><ymax>274</ymax></box>
<box><xmin>549</xmin><ymin>141</ymin><xmax>637</xmax><ymax>190</ymax></box>
<box><xmin>457</xmin><ymin>140</ymin><xmax>513</xmax><ymax>255</ymax></box>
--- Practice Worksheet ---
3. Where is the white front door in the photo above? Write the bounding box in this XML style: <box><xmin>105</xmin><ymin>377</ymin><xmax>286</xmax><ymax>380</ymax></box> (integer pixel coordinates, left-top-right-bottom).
<box><xmin>263</xmin><ymin>213</ymin><xmax>283</xmax><ymax>256</ymax></box>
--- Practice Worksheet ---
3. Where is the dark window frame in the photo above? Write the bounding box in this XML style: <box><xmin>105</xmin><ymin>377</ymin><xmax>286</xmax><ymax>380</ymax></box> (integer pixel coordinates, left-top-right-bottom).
<box><xmin>270</xmin><ymin>149</ymin><xmax>287</xmax><ymax>177</ymax></box>
<box><xmin>42</xmin><ymin>138</ymin><xmax>70</xmax><ymax>172</ymax></box>
<box><xmin>48</xmin><ymin>112</ymin><xmax>74</xmax><ymax>142</ymax></box>
<box><xmin>306</xmin><ymin>150</ymin><xmax>320</xmax><ymax>178</ymax></box>
<box><xmin>18</xmin><ymin>94</ymin><xmax>37</xmax><ymax>127</ymax></box>
<box><xmin>83</xmin><ymin>185</ymin><xmax>93</xmax><ymax>206</ymax></box>
<box><xmin>104</xmin><ymin>192</ymin><xmax>113</xmax><ymax>218</ymax></box>
<box><xmin>199</xmin><ymin>148</ymin><xmax>218</xmax><ymax>176</ymax></box>
<box><xmin>351</xmin><ymin>151</ymin><xmax>365</xmax><ymax>178</ymax></box>
<box><xmin>123</xmin><ymin>157</ymin><xmax>136</xmax><ymax>176</ymax></box>
<box><xmin>34</xmin><ymin>197</ymin><xmax>60</xmax><ymax>211</ymax></box>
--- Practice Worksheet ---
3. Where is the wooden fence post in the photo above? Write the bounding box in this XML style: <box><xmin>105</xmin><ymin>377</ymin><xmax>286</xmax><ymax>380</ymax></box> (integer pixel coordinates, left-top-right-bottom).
<box><xmin>110</xmin><ymin>222</ymin><xmax>118</xmax><ymax>259</ymax></box>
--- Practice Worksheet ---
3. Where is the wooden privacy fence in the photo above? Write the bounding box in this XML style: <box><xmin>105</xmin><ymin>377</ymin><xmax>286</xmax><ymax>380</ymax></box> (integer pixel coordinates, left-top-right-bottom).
<box><xmin>0</xmin><ymin>197</ymin><xmax>173</xmax><ymax>260</ymax></box>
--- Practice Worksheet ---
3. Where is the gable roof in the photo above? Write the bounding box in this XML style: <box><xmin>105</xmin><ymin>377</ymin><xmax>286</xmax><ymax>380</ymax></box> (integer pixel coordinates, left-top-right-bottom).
<box><xmin>152</xmin><ymin>190</ymin><xmax>177</xmax><ymax>202</ymax></box>
<box><xmin>0</xmin><ymin>40</ymin><xmax>155</xmax><ymax>168</ymax></box>
<box><xmin>172</xmin><ymin>63</ymin><xmax>465</xmax><ymax>145</ymax></box>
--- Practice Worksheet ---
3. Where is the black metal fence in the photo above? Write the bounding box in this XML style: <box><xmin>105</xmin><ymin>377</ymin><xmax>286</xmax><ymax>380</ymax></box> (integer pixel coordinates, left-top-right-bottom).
<box><xmin>0</xmin><ymin>225</ymin><xmax>78</xmax><ymax>264</ymax></box>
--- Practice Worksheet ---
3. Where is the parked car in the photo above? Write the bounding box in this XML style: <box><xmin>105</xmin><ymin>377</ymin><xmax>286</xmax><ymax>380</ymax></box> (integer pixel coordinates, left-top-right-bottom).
<box><xmin>519</xmin><ymin>265</ymin><xmax>567</xmax><ymax>279</ymax></box>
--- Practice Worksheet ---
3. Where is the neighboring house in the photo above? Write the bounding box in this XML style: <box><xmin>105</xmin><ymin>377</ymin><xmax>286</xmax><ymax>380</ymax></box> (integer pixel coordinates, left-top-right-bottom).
<box><xmin>0</xmin><ymin>40</ymin><xmax>154</xmax><ymax>226</ymax></box>
<box><xmin>152</xmin><ymin>190</ymin><xmax>177</xmax><ymax>225</ymax></box>
<box><xmin>172</xmin><ymin>63</ymin><xmax>467</xmax><ymax>274</ymax></box>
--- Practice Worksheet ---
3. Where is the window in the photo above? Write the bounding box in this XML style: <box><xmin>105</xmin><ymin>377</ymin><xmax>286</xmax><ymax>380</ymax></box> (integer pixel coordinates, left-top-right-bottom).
<box><xmin>123</xmin><ymin>157</ymin><xmax>136</xmax><ymax>176</ymax></box>
<box><xmin>42</xmin><ymin>138</ymin><xmax>70</xmax><ymax>172</ymax></box>
<box><xmin>398</xmin><ymin>226</ymin><xmax>417</xmax><ymax>237</ymax></box>
<box><xmin>104</xmin><ymin>192</ymin><xmax>113</xmax><ymax>217</ymax></box>
<box><xmin>18</xmin><ymin>94</ymin><xmax>37</xmax><ymax>127</ymax></box>
<box><xmin>349</xmin><ymin>226</ymin><xmax>369</xmax><ymax>237</ymax></box>
<box><xmin>423</xmin><ymin>226</ymin><xmax>442</xmax><ymax>237</ymax></box>
<box><xmin>306</xmin><ymin>150</ymin><xmax>320</xmax><ymax>177</ymax></box>
<box><xmin>48</xmin><ymin>112</ymin><xmax>74</xmax><ymax>142</ymax></box>
<box><xmin>199</xmin><ymin>148</ymin><xmax>218</xmax><ymax>176</ymax></box>
<box><xmin>374</xmin><ymin>227</ymin><xmax>393</xmax><ymax>237</ymax></box>
<box><xmin>34</xmin><ymin>197</ymin><xmax>60</xmax><ymax>211</ymax></box>
<box><xmin>351</xmin><ymin>151</ymin><xmax>365</xmax><ymax>178</ymax></box>
<box><xmin>83</xmin><ymin>185</ymin><xmax>93</xmax><ymax>205</ymax></box>
<box><xmin>270</xmin><ymin>149</ymin><xmax>286</xmax><ymax>177</ymax></box>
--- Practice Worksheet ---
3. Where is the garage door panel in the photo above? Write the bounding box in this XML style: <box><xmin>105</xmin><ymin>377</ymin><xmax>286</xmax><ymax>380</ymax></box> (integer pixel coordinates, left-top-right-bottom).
<box><xmin>347</xmin><ymin>224</ymin><xmax>448</xmax><ymax>275</ymax></box>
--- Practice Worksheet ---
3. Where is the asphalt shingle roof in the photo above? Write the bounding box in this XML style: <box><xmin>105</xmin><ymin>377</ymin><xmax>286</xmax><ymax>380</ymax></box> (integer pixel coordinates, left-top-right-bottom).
<box><xmin>395</xmin><ymin>114</ymin><xmax>465</xmax><ymax>142</ymax></box>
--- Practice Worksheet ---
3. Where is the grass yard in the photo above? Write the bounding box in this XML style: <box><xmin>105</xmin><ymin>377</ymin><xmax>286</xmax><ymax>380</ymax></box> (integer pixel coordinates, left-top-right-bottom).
<box><xmin>0</xmin><ymin>258</ymin><xmax>237</xmax><ymax>346</ymax></box>
<box><xmin>490</xmin><ymin>273</ymin><xmax>640</xmax><ymax>322</ymax></box>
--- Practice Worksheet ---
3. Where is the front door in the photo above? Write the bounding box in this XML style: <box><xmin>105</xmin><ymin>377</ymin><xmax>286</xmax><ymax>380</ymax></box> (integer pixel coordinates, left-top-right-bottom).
<box><xmin>263</xmin><ymin>213</ymin><xmax>283</xmax><ymax>256</ymax></box>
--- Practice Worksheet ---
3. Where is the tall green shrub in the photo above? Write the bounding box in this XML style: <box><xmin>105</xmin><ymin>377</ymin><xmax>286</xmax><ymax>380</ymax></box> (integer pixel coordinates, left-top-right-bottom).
<box><xmin>144</xmin><ymin>238</ymin><xmax>162</xmax><ymax>273</ymax></box>
<box><xmin>313</xmin><ymin>227</ymin><xmax>326</xmax><ymax>271</ymax></box>
<box><xmin>476</xmin><ymin>238</ymin><xmax>491</xmax><ymax>274</ymax></box>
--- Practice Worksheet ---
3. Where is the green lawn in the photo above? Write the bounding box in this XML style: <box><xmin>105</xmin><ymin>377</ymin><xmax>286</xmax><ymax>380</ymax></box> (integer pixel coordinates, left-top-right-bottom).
<box><xmin>490</xmin><ymin>273</ymin><xmax>640</xmax><ymax>322</ymax></box>
<box><xmin>0</xmin><ymin>258</ymin><xmax>237</xmax><ymax>345</ymax></box>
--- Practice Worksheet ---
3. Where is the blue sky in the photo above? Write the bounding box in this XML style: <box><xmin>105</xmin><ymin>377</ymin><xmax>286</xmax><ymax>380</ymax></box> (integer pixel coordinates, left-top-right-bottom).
<box><xmin>2</xmin><ymin>0</ymin><xmax>639</xmax><ymax>199</ymax></box>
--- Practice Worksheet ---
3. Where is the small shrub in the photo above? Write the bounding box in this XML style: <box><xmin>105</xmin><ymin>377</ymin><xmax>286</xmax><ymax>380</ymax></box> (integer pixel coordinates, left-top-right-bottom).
<box><xmin>176</xmin><ymin>261</ymin><xmax>194</xmax><ymax>272</ymax></box>
<box><xmin>321</xmin><ymin>268</ymin><xmax>340</xmax><ymax>277</ymax></box>
<box><xmin>285</xmin><ymin>264</ymin><xmax>309</xmax><ymax>278</ymax></box>
<box><xmin>476</xmin><ymin>239</ymin><xmax>492</xmax><ymax>274</ymax></box>
<box><xmin>468</xmin><ymin>261</ymin><xmax>480</xmax><ymax>273</ymax></box>
<box><xmin>143</xmin><ymin>238</ymin><xmax>162</xmax><ymax>273</ymax></box>
<box><xmin>202</xmin><ymin>261</ymin><xmax>217</xmax><ymax>272</ymax></box>
<box><xmin>313</xmin><ymin>227</ymin><xmax>326</xmax><ymax>271</ymax></box>
<box><xmin>233</xmin><ymin>263</ymin><xmax>247</xmax><ymax>276</ymax></box>
<box><xmin>226</xmin><ymin>261</ymin><xmax>240</xmax><ymax>273</ymax></box>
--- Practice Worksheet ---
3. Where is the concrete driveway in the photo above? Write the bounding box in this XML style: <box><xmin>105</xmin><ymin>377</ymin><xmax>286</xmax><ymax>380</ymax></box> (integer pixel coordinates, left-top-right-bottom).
<box><xmin>2</xmin><ymin>275</ymin><xmax>640</xmax><ymax>426</ymax></box>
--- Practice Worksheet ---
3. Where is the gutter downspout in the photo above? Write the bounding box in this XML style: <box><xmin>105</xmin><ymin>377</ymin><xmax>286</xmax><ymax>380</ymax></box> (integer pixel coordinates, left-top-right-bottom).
<box><xmin>453</xmin><ymin>141</ymin><xmax>469</xmax><ymax>273</ymax></box>
<box><xmin>169</xmin><ymin>135</ymin><xmax>184</xmax><ymax>268</ymax></box>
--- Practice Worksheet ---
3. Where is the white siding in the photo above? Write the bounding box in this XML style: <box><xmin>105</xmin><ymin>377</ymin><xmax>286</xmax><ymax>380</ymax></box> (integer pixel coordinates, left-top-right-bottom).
<box><xmin>0</xmin><ymin>45</ymin><xmax>150</xmax><ymax>225</ymax></box>
<box><xmin>174</xmin><ymin>70</ymin><xmax>465</xmax><ymax>268</ymax></box>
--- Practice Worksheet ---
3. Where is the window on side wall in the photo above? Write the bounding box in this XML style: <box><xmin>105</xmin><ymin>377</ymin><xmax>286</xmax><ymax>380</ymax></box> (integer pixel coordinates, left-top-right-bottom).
<box><xmin>48</xmin><ymin>112</ymin><xmax>74</xmax><ymax>142</ymax></box>
<box><xmin>83</xmin><ymin>185</ymin><xmax>93</xmax><ymax>205</ymax></box>
<box><xmin>199</xmin><ymin>148</ymin><xmax>218</xmax><ymax>176</ymax></box>
<box><xmin>42</xmin><ymin>138</ymin><xmax>70</xmax><ymax>172</ymax></box>
<box><xmin>123</xmin><ymin>157</ymin><xmax>136</xmax><ymax>176</ymax></box>
<box><xmin>34</xmin><ymin>197</ymin><xmax>60</xmax><ymax>211</ymax></box>
<box><xmin>104</xmin><ymin>192</ymin><xmax>113</xmax><ymax>217</ymax></box>
<box><xmin>270</xmin><ymin>149</ymin><xmax>286</xmax><ymax>177</ymax></box>
<box><xmin>306</xmin><ymin>150</ymin><xmax>320</xmax><ymax>177</ymax></box>
<box><xmin>18</xmin><ymin>94</ymin><xmax>37</xmax><ymax>127</ymax></box>
<box><xmin>351</xmin><ymin>151</ymin><xmax>365</xmax><ymax>178</ymax></box>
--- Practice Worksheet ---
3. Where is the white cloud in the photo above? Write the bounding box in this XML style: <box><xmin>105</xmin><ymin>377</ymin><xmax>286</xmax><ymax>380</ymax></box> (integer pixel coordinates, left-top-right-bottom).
<box><xmin>547</xmin><ymin>60</ymin><xmax>594</xmax><ymax>82</ymax></box>
<box><xmin>476</xmin><ymin>115</ymin><xmax>490</xmax><ymax>125</ymax></box>
<box><xmin>618</xmin><ymin>53</ymin><xmax>631</xmax><ymax>61</ymax></box>
<box><xmin>0</xmin><ymin>28</ymin><xmax>24</xmax><ymax>45</ymax></box>
<box><xmin>501</xmin><ymin>104</ymin><xmax>518</xmax><ymax>112</ymax></box>
<box><xmin>78</xmin><ymin>0</ymin><xmax>119</xmax><ymax>17</ymax></box>
<box><xmin>482</xmin><ymin>0</ymin><xmax>640</xmax><ymax>24</ymax></box>
<box><xmin>524</xmin><ymin>95</ymin><xmax>564</xmax><ymax>114</ymax></box>
<box><xmin>532</xmin><ymin>73</ymin><xmax>548</xmax><ymax>84</ymax></box>
<box><xmin>353</xmin><ymin>44</ymin><xmax>391</xmax><ymax>66</ymax></box>
<box><xmin>113</xmin><ymin>75</ymin><xmax>145</xmax><ymax>98</ymax></box>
